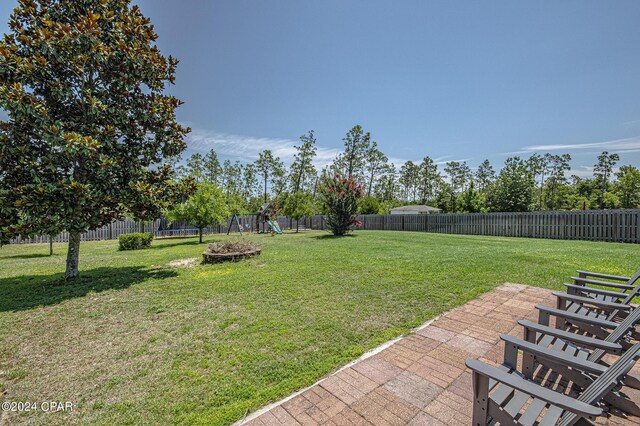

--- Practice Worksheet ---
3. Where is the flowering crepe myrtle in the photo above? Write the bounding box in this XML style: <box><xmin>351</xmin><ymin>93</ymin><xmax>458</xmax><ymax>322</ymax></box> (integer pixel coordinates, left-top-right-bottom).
<box><xmin>320</xmin><ymin>173</ymin><xmax>364</xmax><ymax>236</ymax></box>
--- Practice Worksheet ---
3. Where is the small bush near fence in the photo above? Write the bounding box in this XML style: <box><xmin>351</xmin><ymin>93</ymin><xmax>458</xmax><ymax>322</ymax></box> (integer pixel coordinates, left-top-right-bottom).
<box><xmin>118</xmin><ymin>232</ymin><xmax>154</xmax><ymax>251</ymax></box>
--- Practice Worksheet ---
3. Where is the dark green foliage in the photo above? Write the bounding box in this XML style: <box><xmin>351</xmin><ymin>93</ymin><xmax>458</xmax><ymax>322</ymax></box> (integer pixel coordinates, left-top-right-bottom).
<box><xmin>544</xmin><ymin>154</ymin><xmax>571</xmax><ymax>210</ymax></box>
<box><xmin>434</xmin><ymin>182</ymin><xmax>455</xmax><ymax>212</ymax></box>
<box><xmin>255</xmin><ymin>150</ymin><xmax>284</xmax><ymax>203</ymax></box>
<box><xmin>489</xmin><ymin>157</ymin><xmax>534</xmax><ymax>212</ymax></box>
<box><xmin>0</xmin><ymin>0</ymin><xmax>188</xmax><ymax>278</ymax></box>
<box><xmin>283</xmin><ymin>191</ymin><xmax>314</xmax><ymax>232</ymax></box>
<box><xmin>456</xmin><ymin>183</ymin><xmax>487</xmax><ymax>213</ymax></box>
<box><xmin>333</xmin><ymin>125</ymin><xmax>372</xmax><ymax>179</ymax></box>
<box><xmin>594</xmin><ymin>151</ymin><xmax>620</xmax><ymax>209</ymax></box>
<box><xmin>418</xmin><ymin>156</ymin><xmax>441</xmax><ymax>203</ymax></box>
<box><xmin>615</xmin><ymin>166</ymin><xmax>640</xmax><ymax>208</ymax></box>
<box><xmin>399</xmin><ymin>160</ymin><xmax>420</xmax><ymax>201</ymax></box>
<box><xmin>138</xmin><ymin>124</ymin><xmax>640</xmax><ymax>215</ymax></box>
<box><xmin>364</xmin><ymin>143</ymin><xmax>387</xmax><ymax>196</ymax></box>
<box><xmin>475</xmin><ymin>159</ymin><xmax>495</xmax><ymax>192</ymax></box>
<box><xmin>444</xmin><ymin>161</ymin><xmax>472</xmax><ymax>193</ymax></box>
<box><xmin>118</xmin><ymin>232</ymin><xmax>153</xmax><ymax>251</ymax></box>
<box><xmin>167</xmin><ymin>183</ymin><xmax>229</xmax><ymax>243</ymax></box>
<box><xmin>290</xmin><ymin>131</ymin><xmax>317</xmax><ymax>193</ymax></box>
<box><xmin>359</xmin><ymin>195</ymin><xmax>382</xmax><ymax>214</ymax></box>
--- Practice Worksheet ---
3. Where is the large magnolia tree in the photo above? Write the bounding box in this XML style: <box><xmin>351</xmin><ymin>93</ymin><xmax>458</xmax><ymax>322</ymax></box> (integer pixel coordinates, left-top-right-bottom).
<box><xmin>0</xmin><ymin>0</ymin><xmax>189</xmax><ymax>279</ymax></box>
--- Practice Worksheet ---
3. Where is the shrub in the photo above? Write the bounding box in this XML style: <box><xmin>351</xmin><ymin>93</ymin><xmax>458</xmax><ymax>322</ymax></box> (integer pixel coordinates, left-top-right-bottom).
<box><xmin>118</xmin><ymin>232</ymin><xmax>154</xmax><ymax>251</ymax></box>
<box><xmin>320</xmin><ymin>173</ymin><xmax>364</xmax><ymax>236</ymax></box>
<box><xmin>358</xmin><ymin>196</ymin><xmax>381</xmax><ymax>214</ymax></box>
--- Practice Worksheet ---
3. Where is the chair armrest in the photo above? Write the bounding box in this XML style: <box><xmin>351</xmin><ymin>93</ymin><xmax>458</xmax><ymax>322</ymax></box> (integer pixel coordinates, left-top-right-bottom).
<box><xmin>536</xmin><ymin>305</ymin><xmax>619</xmax><ymax>329</ymax></box>
<box><xmin>577</xmin><ymin>270</ymin><xmax>631</xmax><ymax>282</ymax></box>
<box><xmin>553</xmin><ymin>292</ymin><xmax>632</xmax><ymax>311</ymax></box>
<box><xmin>501</xmin><ymin>334</ymin><xmax>608</xmax><ymax>375</ymax></box>
<box><xmin>518</xmin><ymin>320</ymin><xmax>623</xmax><ymax>353</ymax></box>
<box><xmin>465</xmin><ymin>359</ymin><xmax>602</xmax><ymax>418</ymax></box>
<box><xmin>564</xmin><ymin>284</ymin><xmax>628</xmax><ymax>299</ymax></box>
<box><xmin>571</xmin><ymin>277</ymin><xmax>635</xmax><ymax>291</ymax></box>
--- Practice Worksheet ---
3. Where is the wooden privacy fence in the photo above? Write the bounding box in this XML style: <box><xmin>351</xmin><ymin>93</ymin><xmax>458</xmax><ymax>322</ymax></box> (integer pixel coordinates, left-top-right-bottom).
<box><xmin>10</xmin><ymin>216</ymin><xmax>307</xmax><ymax>244</ymax></box>
<box><xmin>306</xmin><ymin>210</ymin><xmax>639</xmax><ymax>243</ymax></box>
<box><xmin>11</xmin><ymin>218</ymin><xmax>164</xmax><ymax>244</ymax></box>
<box><xmin>10</xmin><ymin>209</ymin><xmax>640</xmax><ymax>244</ymax></box>
<box><xmin>350</xmin><ymin>210</ymin><xmax>640</xmax><ymax>243</ymax></box>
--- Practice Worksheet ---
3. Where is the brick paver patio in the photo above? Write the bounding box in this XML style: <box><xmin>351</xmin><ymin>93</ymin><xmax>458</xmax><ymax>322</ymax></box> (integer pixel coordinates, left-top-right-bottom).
<box><xmin>240</xmin><ymin>284</ymin><xmax>640</xmax><ymax>426</ymax></box>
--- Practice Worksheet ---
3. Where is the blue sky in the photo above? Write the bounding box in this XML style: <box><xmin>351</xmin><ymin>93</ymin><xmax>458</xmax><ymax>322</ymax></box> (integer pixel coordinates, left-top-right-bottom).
<box><xmin>1</xmin><ymin>1</ymin><xmax>639</xmax><ymax>176</ymax></box>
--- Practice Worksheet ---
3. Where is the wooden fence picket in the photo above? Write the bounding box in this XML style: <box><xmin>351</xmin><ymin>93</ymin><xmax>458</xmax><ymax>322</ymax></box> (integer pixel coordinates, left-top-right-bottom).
<box><xmin>9</xmin><ymin>210</ymin><xmax>640</xmax><ymax>244</ymax></box>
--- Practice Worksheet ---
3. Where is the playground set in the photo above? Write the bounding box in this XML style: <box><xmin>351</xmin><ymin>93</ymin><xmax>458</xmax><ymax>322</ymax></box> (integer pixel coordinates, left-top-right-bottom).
<box><xmin>225</xmin><ymin>203</ymin><xmax>283</xmax><ymax>235</ymax></box>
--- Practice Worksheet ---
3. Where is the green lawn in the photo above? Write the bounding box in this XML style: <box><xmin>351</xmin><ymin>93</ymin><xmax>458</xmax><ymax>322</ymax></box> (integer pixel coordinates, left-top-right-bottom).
<box><xmin>0</xmin><ymin>231</ymin><xmax>637</xmax><ymax>425</ymax></box>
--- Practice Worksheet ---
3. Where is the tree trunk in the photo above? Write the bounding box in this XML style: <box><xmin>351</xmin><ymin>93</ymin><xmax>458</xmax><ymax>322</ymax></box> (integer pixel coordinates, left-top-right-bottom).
<box><xmin>199</xmin><ymin>228</ymin><xmax>203</xmax><ymax>244</ymax></box>
<box><xmin>367</xmin><ymin>169</ymin><xmax>376</xmax><ymax>196</ymax></box>
<box><xmin>65</xmin><ymin>232</ymin><xmax>81</xmax><ymax>280</ymax></box>
<box><xmin>294</xmin><ymin>168</ymin><xmax>302</xmax><ymax>194</ymax></box>
<box><xmin>49</xmin><ymin>236</ymin><xmax>53</xmax><ymax>256</ymax></box>
<box><xmin>296</xmin><ymin>219</ymin><xmax>299</xmax><ymax>233</ymax></box>
<box><xmin>139</xmin><ymin>222</ymin><xmax>144</xmax><ymax>233</ymax></box>
<box><xmin>312</xmin><ymin>177</ymin><xmax>318</xmax><ymax>199</ymax></box>
<box><xmin>264</xmin><ymin>172</ymin><xmax>268</xmax><ymax>203</ymax></box>
<box><xmin>539</xmin><ymin>174</ymin><xmax>545</xmax><ymax>209</ymax></box>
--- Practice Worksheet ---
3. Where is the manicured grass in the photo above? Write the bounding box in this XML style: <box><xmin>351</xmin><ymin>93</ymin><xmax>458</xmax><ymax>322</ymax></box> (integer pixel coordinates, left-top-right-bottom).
<box><xmin>0</xmin><ymin>231</ymin><xmax>637</xmax><ymax>425</ymax></box>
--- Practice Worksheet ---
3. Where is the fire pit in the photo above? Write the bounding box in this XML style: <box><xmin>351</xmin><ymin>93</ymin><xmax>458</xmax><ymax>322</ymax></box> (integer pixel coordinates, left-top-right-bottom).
<box><xmin>202</xmin><ymin>241</ymin><xmax>261</xmax><ymax>264</ymax></box>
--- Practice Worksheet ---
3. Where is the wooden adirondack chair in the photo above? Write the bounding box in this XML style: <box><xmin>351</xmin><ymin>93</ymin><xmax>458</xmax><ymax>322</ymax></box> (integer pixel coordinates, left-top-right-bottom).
<box><xmin>535</xmin><ymin>270</ymin><xmax>639</xmax><ymax>340</ymax></box>
<box><xmin>499</xmin><ymin>306</ymin><xmax>640</xmax><ymax>415</ymax></box>
<box><xmin>574</xmin><ymin>269</ymin><xmax>640</xmax><ymax>291</ymax></box>
<box><xmin>559</xmin><ymin>269</ymin><xmax>640</xmax><ymax>325</ymax></box>
<box><xmin>466</xmin><ymin>343</ymin><xmax>640</xmax><ymax>426</ymax></box>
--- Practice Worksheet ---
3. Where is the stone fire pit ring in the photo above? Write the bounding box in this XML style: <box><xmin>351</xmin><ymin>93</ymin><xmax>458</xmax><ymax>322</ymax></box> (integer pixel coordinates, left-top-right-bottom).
<box><xmin>202</xmin><ymin>248</ymin><xmax>261</xmax><ymax>264</ymax></box>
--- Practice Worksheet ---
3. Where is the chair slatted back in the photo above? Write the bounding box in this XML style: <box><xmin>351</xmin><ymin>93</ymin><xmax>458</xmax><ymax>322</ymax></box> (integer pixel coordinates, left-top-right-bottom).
<box><xmin>559</xmin><ymin>344</ymin><xmax>640</xmax><ymax>426</ymax></box>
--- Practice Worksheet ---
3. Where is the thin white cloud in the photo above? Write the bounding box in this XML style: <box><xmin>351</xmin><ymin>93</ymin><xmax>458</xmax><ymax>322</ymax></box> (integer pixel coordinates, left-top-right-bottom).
<box><xmin>387</xmin><ymin>156</ymin><xmax>409</xmax><ymax>169</ymax></box>
<box><xmin>433</xmin><ymin>155</ymin><xmax>453</xmax><ymax>163</ymax></box>
<box><xmin>568</xmin><ymin>165</ymin><xmax>624</xmax><ymax>179</ymax></box>
<box><xmin>497</xmin><ymin>150</ymin><xmax>535</xmax><ymax>156</ymax></box>
<box><xmin>522</xmin><ymin>136</ymin><xmax>640</xmax><ymax>153</ymax></box>
<box><xmin>184</xmin><ymin>127</ymin><xmax>471</xmax><ymax>173</ymax></box>
<box><xmin>568</xmin><ymin>166</ymin><xmax>594</xmax><ymax>178</ymax></box>
<box><xmin>185</xmin><ymin>128</ymin><xmax>342</xmax><ymax>167</ymax></box>
<box><xmin>384</xmin><ymin>156</ymin><xmax>471</xmax><ymax>170</ymax></box>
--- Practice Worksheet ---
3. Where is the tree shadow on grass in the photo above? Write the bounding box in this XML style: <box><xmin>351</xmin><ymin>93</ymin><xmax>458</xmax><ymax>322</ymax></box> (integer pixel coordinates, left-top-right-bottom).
<box><xmin>149</xmin><ymin>238</ymin><xmax>215</xmax><ymax>250</ymax></box>
<box><xmin>311</xmin><ymin>234</ymin><xmax>358</xmax><ymax>240</ymax></box>
<box><xmin>0</xmin><ymin>253</ymin><xmax>54</xmax><ymax>260</ymax></box>
<box><xmin>0</xmin><ymin>266</ymin><xmax>178</xmax><ymax>312</ymax></box>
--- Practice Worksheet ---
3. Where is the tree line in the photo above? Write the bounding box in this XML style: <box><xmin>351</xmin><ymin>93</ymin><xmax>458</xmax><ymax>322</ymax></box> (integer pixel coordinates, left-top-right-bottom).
<box><xmin>176</xmin><ymin>125</ymin><xmax>640</xmax><ymax>216</ymax></box>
